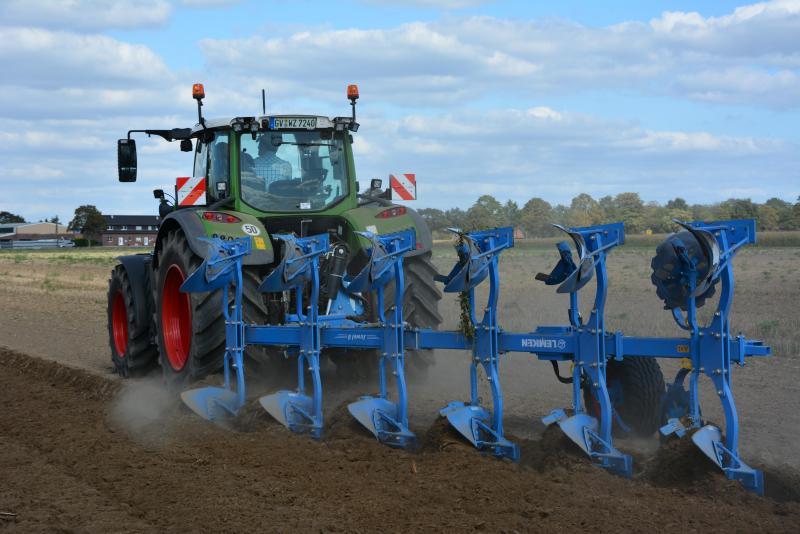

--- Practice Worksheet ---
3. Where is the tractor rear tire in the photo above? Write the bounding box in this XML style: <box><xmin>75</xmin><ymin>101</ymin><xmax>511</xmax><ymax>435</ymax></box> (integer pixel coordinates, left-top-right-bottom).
<box><xmin>400</xmin><ymin>251</ymin><xmax>443</xmax><ymax>377</ymax></box>
<box><xmin>605</xmin><ymin>356</ymin><xmax>665</xmax><ymax>437</ymax></box>
<box><xmin>155</xmin><ymin>229</ymin><xmax>275</xmax><ymax>389</ymax></box>
<box><xmin>107</xmin><ymin>265</ymin><xmax>157</xmax><ymax>377</ymax></box>
<box><xmin>331</xmin><ymin>250</ymin><xmax>442</xmax><ymax>381</ymax></box>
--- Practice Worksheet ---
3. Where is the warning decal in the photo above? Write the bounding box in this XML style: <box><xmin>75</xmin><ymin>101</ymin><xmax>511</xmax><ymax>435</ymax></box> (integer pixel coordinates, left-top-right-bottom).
<box><xmin>177</xmin><ymin>176</ymin><xmax>207</xmax><ymax>206</ymax></box>
<box><xmin>390</xmin><ymin>173</ymin><xmax>416</xmax><ymax>201</ymax></box>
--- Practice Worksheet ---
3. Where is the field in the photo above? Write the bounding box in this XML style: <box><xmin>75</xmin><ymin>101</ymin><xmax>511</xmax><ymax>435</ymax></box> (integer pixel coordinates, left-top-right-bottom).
<box><xmin>1</xmin><ymin>241</ymin><xmax>799</xmax><ymax>532</ymax></box>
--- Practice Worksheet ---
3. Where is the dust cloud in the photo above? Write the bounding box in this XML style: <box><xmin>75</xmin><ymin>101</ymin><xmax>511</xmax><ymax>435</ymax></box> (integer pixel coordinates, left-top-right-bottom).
<box><xmin>108</xmin><ymin>378</ymin><xmax>179</xmax><ymax>445</ymax></box>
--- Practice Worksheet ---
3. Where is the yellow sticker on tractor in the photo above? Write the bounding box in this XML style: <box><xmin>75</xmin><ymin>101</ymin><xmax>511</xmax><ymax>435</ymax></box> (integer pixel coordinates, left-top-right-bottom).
<box><xmin>253</xmin><ymin>236</ymin><xmax>266</xmax><ymax>250</ymax></box>
<box><xmin>677</xmin><ymin>344</ymin><xmax>690</xmax><ymax>354</ymax></box>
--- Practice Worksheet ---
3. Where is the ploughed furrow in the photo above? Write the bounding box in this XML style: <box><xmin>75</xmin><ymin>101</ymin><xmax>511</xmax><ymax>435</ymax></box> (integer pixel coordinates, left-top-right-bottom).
<box><xmin>1</xmin><ymin>347</ymin><xmax>798</xmax><ymax>533</ymax></box>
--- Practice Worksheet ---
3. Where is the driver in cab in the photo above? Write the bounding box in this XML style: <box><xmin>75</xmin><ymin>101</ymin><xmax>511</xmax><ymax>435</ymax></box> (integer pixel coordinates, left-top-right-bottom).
<box><xmin>254</xmin><ymin>135</ymin><xmax>292</xmax><ymax>186</ymax></box>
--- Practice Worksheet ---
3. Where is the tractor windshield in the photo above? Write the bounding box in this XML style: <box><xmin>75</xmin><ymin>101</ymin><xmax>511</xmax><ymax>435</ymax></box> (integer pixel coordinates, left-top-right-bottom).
<box><xmin>239</xmin><ymin>131</ymin><xmax>348</xmax><ymax>212</ymax></box>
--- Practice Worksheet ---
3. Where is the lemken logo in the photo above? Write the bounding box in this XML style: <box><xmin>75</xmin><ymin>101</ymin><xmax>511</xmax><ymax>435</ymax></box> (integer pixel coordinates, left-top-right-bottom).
<box><xmin>522</xmin><ymin>338</ymin><xmax>567</xmax><ymax>350</ymax></box>
<box><xmin>347</xmin><ymin>333</ymin><xmax>368</xmax><ymax>341</ymax></box>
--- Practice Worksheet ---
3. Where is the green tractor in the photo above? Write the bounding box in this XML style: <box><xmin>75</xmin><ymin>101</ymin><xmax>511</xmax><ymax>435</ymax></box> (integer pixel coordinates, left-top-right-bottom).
<box><xmin>107</xmin><ymin>83</ymin><xmax>441</xmax><ymax>387</ymax></box>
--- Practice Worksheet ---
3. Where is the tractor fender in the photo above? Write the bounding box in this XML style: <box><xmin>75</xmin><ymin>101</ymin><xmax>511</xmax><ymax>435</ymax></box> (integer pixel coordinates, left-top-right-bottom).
<box><xmin>340</xmin><ymin>205</ymin><xmax>432</xmax><ymax>257</ymax></box>
<box><xmin>115</xmin><ymin>253</ymin><xmax>153</xmax><ymax>338</ymax></box>
<box><xmin>403</xmin><ymin>207</ymin><xmax>433</xmax><ymax>256</ymax></box>
<box><xmin>153</xmin><ymin>209</ymin><xmax>274</xmax><ymax>267</ymax></box>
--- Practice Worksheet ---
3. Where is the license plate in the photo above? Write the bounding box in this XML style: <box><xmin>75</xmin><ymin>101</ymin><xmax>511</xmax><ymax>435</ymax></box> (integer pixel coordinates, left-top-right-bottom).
<box><xmin>270</xmin><ymin>117</ymin><xmax>317</xmax><ymax>129</ymax></box>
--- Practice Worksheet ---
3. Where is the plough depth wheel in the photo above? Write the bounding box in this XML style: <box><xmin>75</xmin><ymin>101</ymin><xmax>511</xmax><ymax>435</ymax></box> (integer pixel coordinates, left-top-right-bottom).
<box><xmin>584</xmin><ymin>357</ymin><xmax>665</xmax><ymax>437</ymax></box>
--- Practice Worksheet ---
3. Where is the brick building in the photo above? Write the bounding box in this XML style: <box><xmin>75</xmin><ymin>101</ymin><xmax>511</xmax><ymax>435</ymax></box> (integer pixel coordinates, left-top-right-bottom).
<box><xmin>102</xmin><ymin>215</ymin><xmax>160</xmax><ymax>247</ymax></box>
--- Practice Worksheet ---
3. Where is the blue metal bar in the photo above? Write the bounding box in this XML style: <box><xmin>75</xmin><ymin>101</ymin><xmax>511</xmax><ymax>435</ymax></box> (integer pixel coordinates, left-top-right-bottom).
<box><xmin>437</xmin><ymin>227</ymin><xmax>519</xmax><ymax>461</ymax></box>
<box><xmin>345</xmin><ymin>230</ymin><xmax>417</xmax><ymax>448</ymax></box>
<box><xmin>497</xmin><ymin>332</ymin><xmax>575</xmax><ymax>354</ymax></box>
<box><xmin>178</xmin><ymin>238</ymin><xmax>251</xmax><ymax>422</ymax></box>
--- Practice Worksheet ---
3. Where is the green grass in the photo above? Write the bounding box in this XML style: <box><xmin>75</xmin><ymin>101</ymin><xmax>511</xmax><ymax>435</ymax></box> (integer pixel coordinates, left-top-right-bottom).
<box><xmin>41</xmin><ymin>272</ymin><xmax>63</xmax><ymax>291</ymax></box>
<box><xmin>0</xmin><ymin>247</ymin><xmax>135</xmax><ymax>267</ymax></box>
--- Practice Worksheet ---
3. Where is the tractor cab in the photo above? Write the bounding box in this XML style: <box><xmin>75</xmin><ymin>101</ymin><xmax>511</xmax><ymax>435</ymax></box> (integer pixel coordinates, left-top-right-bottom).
<box><xmin>190</xmin><ymin>115</ymin><xmax>355</xmax><ymax>215</ymax></box>
<box><xmin>114</xmin><ymin>82</ymin><xmax>431</xmax><ymax>287</ymax></box>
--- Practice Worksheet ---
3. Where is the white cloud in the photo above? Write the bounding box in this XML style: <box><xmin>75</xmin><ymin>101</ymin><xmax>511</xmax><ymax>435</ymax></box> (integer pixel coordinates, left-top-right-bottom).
<box><xmin>349</xmin><ymin>107</ymin><xmax>798</xmax><ymax>210</ymax></box>
<box><xmin>197</xmin><ymin>2</ymin><xmax>800</xmax><ymax>108</ymax></box>
<box><xmin>0</xmin><ymin>28</ymin><xmax>173</xmax><ymax>89</ymax></box>
<box><xmin>4</xmin><ymin>102</ymin><xmax>795</xmax><ymax>222</ymax></box>
<box><xmin>1</xmin><ymin>0</ymin><xmax>798</xmax><ymax>222</ymax></box>
<box><xmin>0</xmin><ymin>0</ymin><xmax>172</xmax><ymax>31</ymax></box>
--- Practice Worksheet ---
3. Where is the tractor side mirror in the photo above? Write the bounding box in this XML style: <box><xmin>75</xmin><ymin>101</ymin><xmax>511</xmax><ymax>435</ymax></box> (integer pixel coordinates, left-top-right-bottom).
<box><xmin>153</xmin><ymin>189</ymin><xmax>165</xmax><ymax>199</ymax></box>
<box><xmin>117</xmin><ymin>139</ymin><xmax>137</xmax><ymax>182</ymax></box>
<box><xmin>180</xmin><ymin>139</ymin><xmax>193</xmax><ymax>152</ymax></box>
<box><xmin>370</xmin><ymin>178</ymin><xmax>382</xmax><ymax>191</ymax></box>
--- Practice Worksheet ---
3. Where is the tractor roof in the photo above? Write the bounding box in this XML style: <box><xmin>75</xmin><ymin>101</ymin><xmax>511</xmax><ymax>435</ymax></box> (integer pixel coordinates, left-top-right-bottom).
<box><xmin>191</xmin><ymin>115</ymin><xmax>335</xmax><ymax>134</ymax></box>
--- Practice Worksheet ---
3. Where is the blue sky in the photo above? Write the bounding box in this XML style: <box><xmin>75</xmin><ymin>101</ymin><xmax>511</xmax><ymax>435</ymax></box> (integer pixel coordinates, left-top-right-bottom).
<box><xmin>1</xmin><ymin>0</ymin><xmax>798</xmax><ymax>222</ymax></box>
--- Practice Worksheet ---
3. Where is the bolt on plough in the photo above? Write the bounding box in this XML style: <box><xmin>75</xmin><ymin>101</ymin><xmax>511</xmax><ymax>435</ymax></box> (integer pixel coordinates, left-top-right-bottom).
<box><xmin>177</xmin><ymin>218</ymin><xmax>769</xmax><ymax>495</ymax></box>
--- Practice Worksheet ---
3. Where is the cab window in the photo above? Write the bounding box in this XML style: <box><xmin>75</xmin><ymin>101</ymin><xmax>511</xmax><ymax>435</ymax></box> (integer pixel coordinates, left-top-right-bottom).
<box><xmin>207</xmin><ymin>132</ymin><xmax>230</xmax><ymax>201</ymax></box>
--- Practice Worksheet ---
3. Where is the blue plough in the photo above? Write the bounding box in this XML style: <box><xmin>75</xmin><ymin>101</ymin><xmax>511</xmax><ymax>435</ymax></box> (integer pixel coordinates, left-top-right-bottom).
<box><xmin>178</xmin><ymin>219</ymin><xmax>770</xmax><ymax>495</ymax></box>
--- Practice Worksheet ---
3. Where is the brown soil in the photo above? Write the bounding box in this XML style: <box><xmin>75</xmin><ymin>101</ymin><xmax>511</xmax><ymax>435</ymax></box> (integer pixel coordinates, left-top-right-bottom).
<box><xmin>2</xmin><ymin>347</ymin><xmax>799</xmax><ymax>533</ymax></box>
<box><xmin>2</xmin><ymin>249</ymin><xmax>800</xmax><ymax>532</ymax></box>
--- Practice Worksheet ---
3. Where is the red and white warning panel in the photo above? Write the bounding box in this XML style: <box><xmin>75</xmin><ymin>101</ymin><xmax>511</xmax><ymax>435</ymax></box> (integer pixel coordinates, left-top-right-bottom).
<box><xmin>390</xmin><ymin>173</ymin><xmax>416</xmax><ymax>201</ymax></box>
<box><xmin>176</xmin><ymin>176</ymin><xmax>207</xmax><ymax>206</ymax></box>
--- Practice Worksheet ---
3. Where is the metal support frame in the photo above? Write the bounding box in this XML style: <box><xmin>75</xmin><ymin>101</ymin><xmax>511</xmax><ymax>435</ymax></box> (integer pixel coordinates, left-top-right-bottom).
<box><xmin>652</xmin><ymin>219</ymin><xmax>767</xmax><ymax>494</ymax></box>
<box><xmin>257</xmin><ymin>233</ymin><xmax>329</xmax><ymax>438</ymax></box>
<box><xmin>178</xmin><ymin>238</ymin><xmax>251</xmax><ymax>421</ymax></box>
<box><xmin>345</xmin><ymin>230</ymin><xmax>416</xmax><ymax>448</ymax></box>
<box><xmin>436</xmin><ymin>227</ymin><xmax>519</xmax><ymax>461</ymax></box>
<box><xmin>177</xmin><ymin>219</ymin><xmax>770</xmax><ymax>494</ymax></box>
<box><xmin>538</xmin><ymin>222</ymin><xmax>632</xmax><ymax>477</ymax></box>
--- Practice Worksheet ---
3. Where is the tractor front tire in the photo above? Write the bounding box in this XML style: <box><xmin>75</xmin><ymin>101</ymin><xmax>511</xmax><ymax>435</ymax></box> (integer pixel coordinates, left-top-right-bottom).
<box><xmin>108</xmin><ymin>265</ymin><xmax>157</xmax><ymax>377</ymax></box>
<box><xmin>155</xmin><ymin>229</ymin><xmax>274</xmax><ymax>389</ymax></box>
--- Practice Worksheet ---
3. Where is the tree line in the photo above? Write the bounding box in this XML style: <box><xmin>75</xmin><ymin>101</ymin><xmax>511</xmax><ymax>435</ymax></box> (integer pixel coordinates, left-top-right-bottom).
<box><xmin>418</xmin><ymin>194</ymin><xmax>800</xmax><ymax>237</ymax></box>
<box><xmin>5</xmin><ymin>195</ymin><xmax>800</xmax><ymax>240</ymax></box>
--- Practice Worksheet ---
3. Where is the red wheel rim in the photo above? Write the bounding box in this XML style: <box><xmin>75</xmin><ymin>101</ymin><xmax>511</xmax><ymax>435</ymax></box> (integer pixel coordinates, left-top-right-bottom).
<box><xmin>111</xmin><ymin>290</ymin><xmax>128</xmax><ymax>356</ymax></box>
<box><xmin>162</xmin><ymin>264</ymin><xmax>192</xmax><ymax>371</ymax></box>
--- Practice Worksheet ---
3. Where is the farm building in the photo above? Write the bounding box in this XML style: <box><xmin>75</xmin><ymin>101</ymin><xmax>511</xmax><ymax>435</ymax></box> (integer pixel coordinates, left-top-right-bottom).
<box><xmin>102</xmin><ymin>215</ymin><xmax>160</xmax><ymax>247</ymax></box>
<box><xmin>0</xmin><ymin>221</ymin><xmax>71</xmax><ymax>242</ymax></box>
